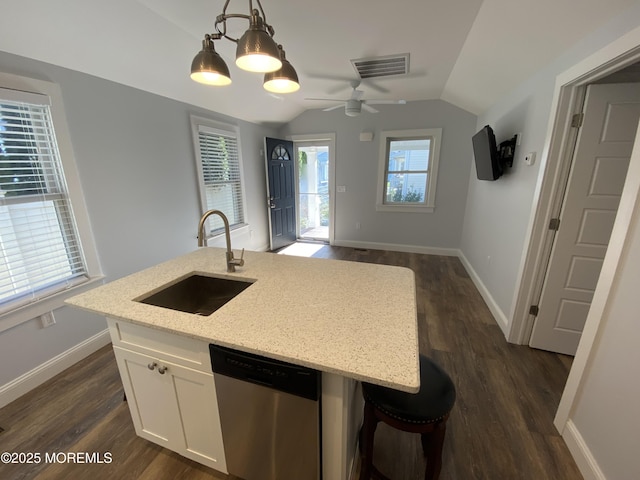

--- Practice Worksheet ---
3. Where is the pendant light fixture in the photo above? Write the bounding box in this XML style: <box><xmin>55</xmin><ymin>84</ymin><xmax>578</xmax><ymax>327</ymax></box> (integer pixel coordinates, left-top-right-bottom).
<box><xmin>190</xmin><ymin>35</ymin><xmax>232</xmax><ymax>85</ymax></box>
<box><xmin>190</xmin><ymin>0</ymin><xmax>299</xmax><ymax>92</ymax></box>
<box><xmin>263</xmin><ymin>45</ymin><xmax>300</xmax><ymax>93</ymax></box>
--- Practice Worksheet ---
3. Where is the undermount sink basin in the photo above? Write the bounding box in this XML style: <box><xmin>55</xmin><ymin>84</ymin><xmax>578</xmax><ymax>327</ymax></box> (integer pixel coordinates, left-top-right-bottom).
<box><xmin>137</xmin><ymin>274</ymin><xmax>254</xmax><ymax>316</ymax></box>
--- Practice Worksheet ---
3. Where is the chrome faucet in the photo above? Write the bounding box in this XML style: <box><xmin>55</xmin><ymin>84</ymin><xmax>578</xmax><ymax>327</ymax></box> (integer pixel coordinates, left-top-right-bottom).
<box><xmin>197</xmin><ymin>209</ymin><xmax>245</xmax><ymax>272</ymax></box>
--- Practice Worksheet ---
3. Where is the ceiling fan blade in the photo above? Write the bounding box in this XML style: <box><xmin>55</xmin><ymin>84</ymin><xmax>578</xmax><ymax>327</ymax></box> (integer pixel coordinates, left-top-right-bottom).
<box><xmin>305</xmin><ymin>97</ymin><xmax>348</xmax><ymax>102</ymax></box>
<box><xmin>364</xmin><ymin>99</ymin><xmax>407</xmax><ymax>105</ymax></box>
<box><xmin>360</xmin><ymin>79</ymin><xmax>389</xmax><ymax>94</ymax></box>
<box><xmin>362</xmin><ymin>104</ymin><xmax>379</xmax><ymax>114</ymax></box>
<box><xmin>323</xmin><ymin>104</ymin><xmax>345</xmax><ymax>112</ymax></box>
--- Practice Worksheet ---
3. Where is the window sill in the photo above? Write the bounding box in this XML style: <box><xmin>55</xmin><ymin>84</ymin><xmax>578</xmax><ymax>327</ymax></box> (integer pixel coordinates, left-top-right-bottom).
<box><xmin>0</xmin><ymin>276</ymin><xmax>105</xmax><ymax>334</ymax></box>
<box><xmin>375</xmin><ymin>204</ymin><xmax>435</xmax><ymax>213</ymax></box>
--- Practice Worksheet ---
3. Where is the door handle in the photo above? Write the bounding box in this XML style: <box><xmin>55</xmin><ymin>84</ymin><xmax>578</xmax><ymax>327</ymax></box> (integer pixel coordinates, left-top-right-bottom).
<box><xmin>270</xmin><ymin>202</ymin><xmax>276</xmax><ymax>209</ymax></box>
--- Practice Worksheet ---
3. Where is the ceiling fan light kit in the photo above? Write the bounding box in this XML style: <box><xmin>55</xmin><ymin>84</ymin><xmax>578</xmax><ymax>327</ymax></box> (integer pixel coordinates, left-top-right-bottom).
<box><xmin>191</xmin><ymin>0</ymin><xmax>299</xmax><ymax>93</ymax></box>
<box><xmin>306</xmin><ymin>80</ymin><xmax>406</xmax><ymax>117</ymax></box>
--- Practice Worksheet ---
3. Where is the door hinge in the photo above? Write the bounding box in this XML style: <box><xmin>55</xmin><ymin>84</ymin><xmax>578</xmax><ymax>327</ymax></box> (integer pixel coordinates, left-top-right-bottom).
<box><xmin>549</xmin><ymin>218</ymin><xmax>561</xmax><ymax>231</ymax></box>
<box><xmin>571</xmin><ymin>113</ymin><xmax>584</xmax><ymax>128</ymax></box>
<box><xmin>529</xmin><ymin>305</ymin><xmax>539</xmax><ymax>316</ymax></box>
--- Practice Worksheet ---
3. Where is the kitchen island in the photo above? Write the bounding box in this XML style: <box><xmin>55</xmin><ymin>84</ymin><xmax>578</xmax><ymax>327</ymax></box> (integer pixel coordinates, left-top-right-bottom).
<box><xmin>66</xmin><ymin>247</ymin><xmax>419</xmax><ymax>479</ymax></box>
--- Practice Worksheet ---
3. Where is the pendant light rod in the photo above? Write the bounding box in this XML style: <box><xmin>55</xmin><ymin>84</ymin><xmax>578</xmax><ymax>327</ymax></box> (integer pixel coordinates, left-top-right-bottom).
<box><xmin>212</xmin><ymin>0</ymin><xmax>274</xmax><ymax>43</ymax></box>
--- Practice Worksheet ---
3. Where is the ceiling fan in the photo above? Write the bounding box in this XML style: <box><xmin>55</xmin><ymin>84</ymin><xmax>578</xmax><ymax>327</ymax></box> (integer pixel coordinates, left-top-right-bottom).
<box><xmin>305</xmin><ymin>80</ymin><xmax>406</xmax><ymax>117</ymax></box>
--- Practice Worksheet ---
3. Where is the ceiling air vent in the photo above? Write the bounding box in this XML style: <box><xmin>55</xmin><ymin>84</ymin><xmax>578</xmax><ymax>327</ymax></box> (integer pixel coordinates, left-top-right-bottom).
<box><xmin>351</xmin><ymin>53</ymin><xmax>410</xmax><ymax>79</ymax></box>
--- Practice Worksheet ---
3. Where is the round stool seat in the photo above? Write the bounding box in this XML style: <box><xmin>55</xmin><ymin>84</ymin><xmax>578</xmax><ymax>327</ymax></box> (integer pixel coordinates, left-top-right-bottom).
<box><xmin>362</xmin><ymin>355</ymin><xmax>456</xmax><ymax>424</ymax></box>
<box><xmin>359</xmin><ymin>355</ymin><xmax>456</xmax><ymax>480</ymax></box>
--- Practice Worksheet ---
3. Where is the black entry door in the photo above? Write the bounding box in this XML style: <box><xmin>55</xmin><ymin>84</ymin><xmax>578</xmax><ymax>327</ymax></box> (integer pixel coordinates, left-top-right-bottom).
<box><xmin>265</xmin><ymin>137</ymin><xmax>296</xmax><ymax>251</ymax></box>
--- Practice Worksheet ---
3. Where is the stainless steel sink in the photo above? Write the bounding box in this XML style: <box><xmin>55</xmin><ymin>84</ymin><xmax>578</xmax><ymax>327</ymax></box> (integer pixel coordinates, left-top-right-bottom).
<box><xmin>137</xmin><ymin>274</ymin><xmax>254</xmax><ymax>316</ymax></box>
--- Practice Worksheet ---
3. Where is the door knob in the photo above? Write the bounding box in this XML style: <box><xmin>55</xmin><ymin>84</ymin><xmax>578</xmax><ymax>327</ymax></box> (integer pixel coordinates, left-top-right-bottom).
<box><xmin>147</xmin><ymin>362</ymin><xmax>157</xmax><ymax>370</ymax></box>
<box><xmin>158</xmin><ymin>365</ymin><xmax>168</xmax><ymax>375</ymax></box>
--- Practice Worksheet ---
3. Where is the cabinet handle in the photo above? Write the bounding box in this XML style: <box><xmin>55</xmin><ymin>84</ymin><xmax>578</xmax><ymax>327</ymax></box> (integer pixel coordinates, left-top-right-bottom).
<box><xmin>158</xmin><ymin>365</ymin><xmax>168</xmax><ymax>375</ymax></box>
<box><xmin>147</xmin><ymin>362</ymin><xmax>157</xmax><ymax>370</ymax></box>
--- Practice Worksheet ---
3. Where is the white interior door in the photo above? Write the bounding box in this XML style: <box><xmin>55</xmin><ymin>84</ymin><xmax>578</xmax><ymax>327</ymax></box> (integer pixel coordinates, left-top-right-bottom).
<box><xmin>530</xmin><ymin>83</ymin><xmax>640</xmax><ymax>355</ymax></box>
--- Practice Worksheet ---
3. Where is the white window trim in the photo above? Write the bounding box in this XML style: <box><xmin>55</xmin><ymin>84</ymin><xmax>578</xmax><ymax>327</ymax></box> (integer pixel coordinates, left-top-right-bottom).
<box><xmin>189</xmin><ymin>115</ymin><xmax>248</xmax><ymax>243</ymax></box>
<box><xmin>0</xmin><ymin>72</ymin><xmax>103</xmax><ymax>333</ymax></box>
<box><xmin>376</xmin><ymin>128</ymin><xmax>442</xmax><ymax>213</ymax></box>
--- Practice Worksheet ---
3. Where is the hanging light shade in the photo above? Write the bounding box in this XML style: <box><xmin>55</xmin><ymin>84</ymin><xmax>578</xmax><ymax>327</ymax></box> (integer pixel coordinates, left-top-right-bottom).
<box><xmin>263</xmin><ymin>45</ymin><xmax>300</xmax><ymax>93</ymax></box>
<box><xmin>190</xmin><ymin>35</ymin><xmax>232</xmax><ymax>86</ymax></box>
<box><xmin>235</xmin><ymin>9</ymin><xmax>282</xmax><ymax>73</ymax></box>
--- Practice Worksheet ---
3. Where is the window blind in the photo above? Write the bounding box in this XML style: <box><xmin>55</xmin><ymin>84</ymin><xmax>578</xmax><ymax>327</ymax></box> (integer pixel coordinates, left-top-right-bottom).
<box><xmin>0</xmin><ymin>91</ymin><xmax>87</xmax><ymax>314</ymax></box>
<box><xmin>197</xmin><ymin>125</ymin><xmax>245</xmax><ymax>233</ymax></box>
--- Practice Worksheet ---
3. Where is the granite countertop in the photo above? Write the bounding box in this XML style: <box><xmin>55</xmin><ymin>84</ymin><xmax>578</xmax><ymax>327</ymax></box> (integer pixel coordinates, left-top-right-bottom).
<box><xmin>66</xmin><ymin>247</ymin><xmax>419</xmax><ymax>392</ymax></box>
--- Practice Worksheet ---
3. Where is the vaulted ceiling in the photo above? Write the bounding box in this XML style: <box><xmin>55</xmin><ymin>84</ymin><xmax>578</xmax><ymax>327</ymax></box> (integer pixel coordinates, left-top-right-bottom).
<box><xmin>1</xmin><ymin>0</ymin><xmax>636</xmax><ymax>124</ymax></box>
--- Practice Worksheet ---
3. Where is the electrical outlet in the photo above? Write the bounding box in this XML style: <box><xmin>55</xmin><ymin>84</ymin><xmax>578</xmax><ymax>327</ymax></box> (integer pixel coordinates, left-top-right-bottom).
<box><xmin>337</xmin><ymin>185</ymin><xmax>346</xmax><ymax>193</ymax></box>
<box><xmin>40</xmin><ymin>311</ymin><xmax>56</xmax><ymax>328</ymax></box>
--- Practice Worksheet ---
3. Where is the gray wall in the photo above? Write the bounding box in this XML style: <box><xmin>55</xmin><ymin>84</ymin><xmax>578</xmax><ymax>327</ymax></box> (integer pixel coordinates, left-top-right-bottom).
<box><xmin>0</xmin><ymin>50</ymin><xmax>277</xmax><ymax>386</ymax></box>
<box><xmin>460</xmin><ymin>3</ymin><xmax>640</xmax><ymax>325</ymax></box>
<box><xmin>459</xmin><ymin>4</ymin><xmax>640</xmax><ymax>479</ymax></box>
<box><xmin>279</xmin><ymin>100</ymin><xmax>477</xmax><ymax>251</ymax></box>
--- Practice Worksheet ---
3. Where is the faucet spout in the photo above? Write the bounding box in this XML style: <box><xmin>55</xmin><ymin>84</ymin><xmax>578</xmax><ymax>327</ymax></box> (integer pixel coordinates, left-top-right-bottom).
<box><xmin>197</xmin><ymin>209</ymin><xmax>245</xmax><ymax>272</ymax></box>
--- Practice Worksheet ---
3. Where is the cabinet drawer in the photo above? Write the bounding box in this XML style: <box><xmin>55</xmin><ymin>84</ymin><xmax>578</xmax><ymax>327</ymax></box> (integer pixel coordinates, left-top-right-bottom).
<box><xmin>107</xmin><ymin>318</ymin><xmax>211</xmax><ymax>373</ymax></box>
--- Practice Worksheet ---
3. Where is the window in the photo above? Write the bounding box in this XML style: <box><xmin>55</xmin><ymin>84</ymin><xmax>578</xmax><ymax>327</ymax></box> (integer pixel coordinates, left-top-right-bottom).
<box><xmin>376</xmin><ymin>128</ymin><xmax>442</xmax><ymax>213</ymax></box>
<box><xmin>190</xmin><ymin>116</ymin><xmax>246</xmax><ymax>236</ymax></box>
<box><xmin>0</xmin><ymin>82</ymin><xmax>98</xmax><ymax>320</ymax></box>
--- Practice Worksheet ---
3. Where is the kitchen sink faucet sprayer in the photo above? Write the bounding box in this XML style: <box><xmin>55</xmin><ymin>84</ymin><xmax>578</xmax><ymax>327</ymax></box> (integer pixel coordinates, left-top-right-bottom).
<box><xmin>197</xmin><ymin>209</ymin><xmax>245</xmax><ymax>272</ymax></box>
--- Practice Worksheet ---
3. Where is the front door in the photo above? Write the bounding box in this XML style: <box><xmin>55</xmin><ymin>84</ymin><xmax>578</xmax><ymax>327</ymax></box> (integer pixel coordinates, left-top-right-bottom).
<box><xmin>529</xmin><ymin>83</ymin><xmax>640</xmax><ymax>355</ymax></box>
<box><xmin>265</xmin><ymin>137</ymin><xmax>296</xmax><ymax>251</ymax></box>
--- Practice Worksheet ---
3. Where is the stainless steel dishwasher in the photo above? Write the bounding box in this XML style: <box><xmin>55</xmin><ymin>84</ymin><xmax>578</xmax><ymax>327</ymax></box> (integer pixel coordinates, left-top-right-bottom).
<box><xmin>209</xmin><ymin>344</ymin><xmax>321</xmax><ymax>480</ymax></box>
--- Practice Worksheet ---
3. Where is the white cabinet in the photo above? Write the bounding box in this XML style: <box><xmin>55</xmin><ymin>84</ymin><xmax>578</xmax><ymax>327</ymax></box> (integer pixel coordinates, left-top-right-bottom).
<box><xmin>107</xmin><ymin>319</ymin><xmax>227</xmax><ymax>474</ymax></box>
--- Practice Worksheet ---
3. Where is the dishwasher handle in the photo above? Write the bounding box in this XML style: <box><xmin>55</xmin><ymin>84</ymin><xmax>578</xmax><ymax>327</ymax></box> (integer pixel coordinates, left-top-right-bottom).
<box><xmin>210</xmin><ymin>344</ymin><xmax>319</xmax><ymax>401</ymax></box>
<box><xmin>246</xmin><ymin>375</ymin><xmax>274</xmax><ymax>388</ymax></box>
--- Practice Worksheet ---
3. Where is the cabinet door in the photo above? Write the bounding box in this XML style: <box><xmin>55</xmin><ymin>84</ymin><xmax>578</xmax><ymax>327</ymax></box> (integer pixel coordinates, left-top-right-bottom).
<box><xmin>170</xmin><ymin>357</ymin><xmax>227</xmax><ymax>473</ymax></box>
<box><xmin>112</xmin><ymin>346</ymin><xmax>227</xmax><ymax>473</ymax></box>
<box><xmin>113</xmin><ymin>346</ymin><xmax>180</xmax><ymax>448</ymax></box>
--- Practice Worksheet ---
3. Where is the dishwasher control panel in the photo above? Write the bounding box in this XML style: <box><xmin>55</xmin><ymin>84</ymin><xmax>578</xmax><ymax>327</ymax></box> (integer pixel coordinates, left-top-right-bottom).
<box><xmin>209</xmin><ymin>344</ymin><xmax>320</xmax><ymax>400</ymax></box>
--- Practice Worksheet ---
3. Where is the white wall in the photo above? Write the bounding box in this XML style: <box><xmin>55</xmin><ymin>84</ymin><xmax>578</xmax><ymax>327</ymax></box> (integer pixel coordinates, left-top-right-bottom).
<box><xmin>0</xmin><ymin>50</ymin><xmax>276</xmax><ymax>391</ymax></box>
<box><xmin>568</xmin><ymin>187</ymin><xmax>640</xmax><ymax>480</ymax></box>
<box><xmin>279</xmin><ymin>100</ymin><xmax>477</xmax><ymax>252</ymax></box>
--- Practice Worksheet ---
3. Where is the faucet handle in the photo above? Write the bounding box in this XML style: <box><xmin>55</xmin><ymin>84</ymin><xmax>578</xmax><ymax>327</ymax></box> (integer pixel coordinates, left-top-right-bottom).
<box><xmin>237</xmin><ymin>248</ymin><xmax>245</xmax><ymax>266</ymax></box>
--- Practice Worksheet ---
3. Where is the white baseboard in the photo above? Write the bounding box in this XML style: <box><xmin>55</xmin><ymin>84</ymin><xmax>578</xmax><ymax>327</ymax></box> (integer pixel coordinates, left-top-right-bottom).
<box><xmin>562</xmin><ymin>420</ymin><xmax>605</xmax><ymax>480</ymax></box>
<box><xmin>333</xmin><ymin>239</ymin><xmax>460</xmax><ymax>257</ymax></box>
<box><xmin>457</xmin><ymin>251</ymin><xmax>510</xmax><ymax>336</ymax></box>
<box><xmin>0</xmin><ymin>328</ymin><xmax>111</xmax><ymax>408</ymax></box>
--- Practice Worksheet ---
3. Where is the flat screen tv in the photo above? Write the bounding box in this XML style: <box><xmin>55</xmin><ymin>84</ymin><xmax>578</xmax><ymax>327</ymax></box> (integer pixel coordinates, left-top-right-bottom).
<box><xmin>472</xmin><ymin>125</ymin><xmax>501</xmax><ymax>181</ymax></box>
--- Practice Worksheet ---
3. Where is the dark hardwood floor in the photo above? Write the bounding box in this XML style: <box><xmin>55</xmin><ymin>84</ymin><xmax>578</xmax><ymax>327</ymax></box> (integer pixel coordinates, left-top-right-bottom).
<box><xmin>0</xmin><ymin>246</ymin><xmax>582</xmax><ymax>480</ymax></box>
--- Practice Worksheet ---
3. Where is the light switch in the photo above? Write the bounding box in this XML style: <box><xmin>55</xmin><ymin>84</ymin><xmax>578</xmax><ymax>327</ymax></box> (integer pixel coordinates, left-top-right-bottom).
<box><xmin>337</xmin><ymin>186</ymin><xmax>346</xmax><ymax>193</ymax></box>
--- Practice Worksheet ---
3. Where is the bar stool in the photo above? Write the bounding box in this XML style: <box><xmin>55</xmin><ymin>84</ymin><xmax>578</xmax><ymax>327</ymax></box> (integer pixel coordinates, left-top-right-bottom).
<box><xmin>359</xmin><ymin>355</ymin><xmax>456</xmax><ymax>480</ymax></box>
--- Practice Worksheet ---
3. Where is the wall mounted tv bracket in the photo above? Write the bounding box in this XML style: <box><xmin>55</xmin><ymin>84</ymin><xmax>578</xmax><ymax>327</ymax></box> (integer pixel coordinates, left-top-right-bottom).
<box><xmin>498</xmin><ymin>135</ymin><xmax>518</xmax><ymax>168</ymax></box>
